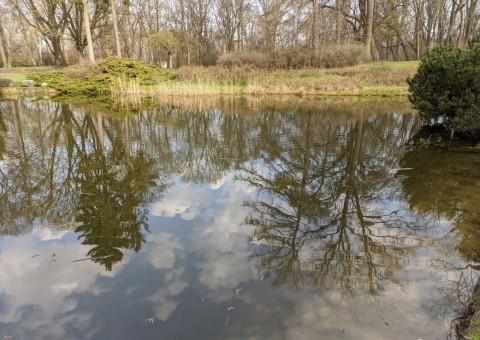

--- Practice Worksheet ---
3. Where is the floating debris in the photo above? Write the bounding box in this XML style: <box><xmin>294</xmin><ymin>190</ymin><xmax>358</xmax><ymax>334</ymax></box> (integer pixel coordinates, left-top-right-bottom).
<box><xmin>145</xmin><ymin>317</ymin><xmax>156</xmax><ymax>324</ymax></box>
<box><xmin>236</xmin><ymin>288</ymin><xmax>242</xmax><ymax>295</ymax></box>
<box><xmin>227</xmin><ymin>307</ymin><xmax>236</xmax><ymax>312</ymax></box>
<box><xmin>389</xmin><ymin>167</ymin><xmax>413</xmax><ymax>174</ymax></box>
<box><xmin>260</xmin><ymin>276</ymin><xmax>265</xmax><ymax>281</ymax></box>
<box><xmin>40</xmin><ymin>254</ymin><xmax>56</xmax><ymax>273</ymax></box>
<box><xmin>72</xmin><ymin>255</ymin><xmax>111</xmax><ymax>262</ymax></box>
<box><xmin>30</xmin><ymin>254</ymin><xmax>39</xmax><ymax>258</ymax></box>
<box><xmin>383</xmin><ymin>318</ymin><xmax>390</xmax><ymax>326</ymax></box>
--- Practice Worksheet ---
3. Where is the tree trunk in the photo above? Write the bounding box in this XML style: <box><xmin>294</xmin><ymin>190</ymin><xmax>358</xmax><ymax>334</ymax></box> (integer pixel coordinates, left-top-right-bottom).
<box><xmin>51</xmin><ymin>36</ymin><xmax>67</xmax><ymax>65</ymax></box>
<box><xmin>0</xmin><ymin>18</ymin><xmax>10</xmax><ymax>68</ymax></box>
<box><xmin>110</xmin><ymin>0</ymin><xmax>122</xmax><ymax>57</ymax></box>
<box><xmin>20</xmin><ymin>30</ymin><xmax>37</xmax><ymax>66</ymax></box>
<box><xmin>77</xmin><ymin>48</ymin><xmax>85</xmax><ymax>64</ymax></box>
<box><xmin>0</xmin><ymin>34</ymin><xmax>8</xmax><ymax>68</ymax></box>
<box><xmin>310</xmin><ymin>0</ymin><xmax>318</xmax><ymax>65</ymax></box>
<box><xmin>462</xmin><ymin>0</ymin><xmax>479</xmax><ymax>46</ymax></box>
<box><xmin>415</xmin><ymin>1</ymin><xmax>422</xmax><ymax>60</ymax></box>
<box><xmin>364</xmin><ymin>0</ymin><xmax>374</xmax><ymax>61</ymax></box>
<box><xmin>168</xmin><ymin>52</ymin><xmax>173</xmax><ymax>68</ymax></box>
<box><xmin>83</xmin><ymin>0</ymin><xmax>95</xmax><ymax>63</ymax></box>
<box><xmin>336</xmin><ymin>0</ymin><xmax>343</xmax><ymax>44</ymax></box>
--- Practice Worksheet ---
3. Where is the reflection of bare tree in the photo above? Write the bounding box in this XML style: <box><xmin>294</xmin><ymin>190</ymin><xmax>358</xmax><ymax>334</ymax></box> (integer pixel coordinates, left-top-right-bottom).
<box><xmin>0</xmin><ymin>100</ymin><xmax>70</xmax><ymax>234</ymax></box>
<box><xmin>240</xmin><ymin>110</ymin><xmax>433</xmax><ymax>295</ymax></box>
<box><xmin>0</xmin><ymin>100</ymin><xmax>167</xmax><ymax>269</ymax></box>
<box><xmin>0</xmin><ymin>105</ymin><xmax>6</xmax><ymax>158</ymax></box>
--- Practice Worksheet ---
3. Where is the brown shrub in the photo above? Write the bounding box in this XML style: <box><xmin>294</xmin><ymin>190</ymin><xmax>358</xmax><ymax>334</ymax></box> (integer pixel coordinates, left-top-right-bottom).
<box><xmin>217</xmin><ymin>51</ymin><xmax>269</xmax><ymax>68</ymax></box>
<box><xmin>176</xmin><ymin>65</ymin><xmax>261</xmax><ymax>85</ymax></box>
<box><xmin>64</xmin><ymin>63</ymin><xmax>101</xmax><ymax>78</ymax></box>
<box><xmin>315</xmin><ymin>43</ymin><xmax>364</xmax><ymax>68</ymax></box>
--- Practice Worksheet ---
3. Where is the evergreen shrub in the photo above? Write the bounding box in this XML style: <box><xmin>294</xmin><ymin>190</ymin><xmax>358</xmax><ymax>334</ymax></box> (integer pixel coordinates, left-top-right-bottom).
<box><xmin>408</xmin><ymin>39</ymin><xmax>480</xmax><ymax>138</ymax></box>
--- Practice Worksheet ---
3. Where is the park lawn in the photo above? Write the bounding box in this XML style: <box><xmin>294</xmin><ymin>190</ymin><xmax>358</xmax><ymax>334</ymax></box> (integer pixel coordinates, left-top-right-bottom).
<box><xmin>0</xmin><ymin>66</ymin><xmax>58</xmax><ymax>86</ymax></box>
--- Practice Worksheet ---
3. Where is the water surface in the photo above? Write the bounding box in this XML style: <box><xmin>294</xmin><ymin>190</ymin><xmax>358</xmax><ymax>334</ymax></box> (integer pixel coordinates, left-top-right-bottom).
<box><xmin>0</xmin><ymin>97</ymin><xmax>478</xmax><ymax>339</ymax></box>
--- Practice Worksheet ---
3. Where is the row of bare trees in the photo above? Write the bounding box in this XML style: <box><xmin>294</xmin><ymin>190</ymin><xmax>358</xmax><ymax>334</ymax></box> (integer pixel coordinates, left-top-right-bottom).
<box><xmin>0</xmin><ymin>0</ymin><xmax>480</xmax><ymax>67</ymax></box>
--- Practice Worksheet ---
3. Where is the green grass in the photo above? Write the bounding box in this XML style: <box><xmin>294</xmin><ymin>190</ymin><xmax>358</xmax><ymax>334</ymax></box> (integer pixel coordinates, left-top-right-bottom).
<box><xmin>363</xmin><ymin>60</ymin><xmax>420</xmax><ymax>69</ymax></box>
<box><xmin>0</xmin><ymin>73</ymin><xmax>26</xmax><ymax>86</ymax></box>
<box><xmin>468</xmin><ymin>319</ymin><xmax>480</xmax><ymax>340</ymax></box>
<box><xmin>0</xmin><ymin>66</ymin><xmax>58</xmax><ymax>86</ymax></box>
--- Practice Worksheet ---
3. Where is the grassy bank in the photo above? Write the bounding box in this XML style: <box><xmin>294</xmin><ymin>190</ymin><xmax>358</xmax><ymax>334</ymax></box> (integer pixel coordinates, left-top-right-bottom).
<box><xmin>465</xmin><ymin>283</ymin><xmax>480</xmax><ymax>339</ymax></box>
<box><xmin>1</xmin><ymin>57</ymin><xmax>419</xmax><ymax>98</ymax></box>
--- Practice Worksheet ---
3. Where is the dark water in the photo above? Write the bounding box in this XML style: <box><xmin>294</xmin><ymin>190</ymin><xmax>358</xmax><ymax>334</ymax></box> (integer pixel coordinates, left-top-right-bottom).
<box><xmin>0</xmin><ymin>97</ymin><xmax>479</xmax><ymax>340</ymax></box>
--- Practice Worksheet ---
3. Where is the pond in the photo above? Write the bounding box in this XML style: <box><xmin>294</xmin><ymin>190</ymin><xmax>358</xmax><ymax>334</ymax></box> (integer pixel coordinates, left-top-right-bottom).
<box><xmin>0</xmin><ymin>96</ymin><xmax>479</xmax><ymax>339</ymax></box>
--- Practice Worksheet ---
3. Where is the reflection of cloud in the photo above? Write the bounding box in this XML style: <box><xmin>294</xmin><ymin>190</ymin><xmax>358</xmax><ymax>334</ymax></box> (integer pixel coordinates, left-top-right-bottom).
<box><xmin>146</xmin><ymin>233</ymin><xmax>181</xmax><ymax>269</ymax></box>
<box><xmin>37</xmin><ymin>228</ymin><xmax>69</xmax><ymax>241</ymax></box>
<box><xmin>150</xmin><ymin>182</ymin><xmax>214</xmax><ymax>220</ymax></box>
<box><xmin>188</xmin><ymin>175</ymin><xmax>258</xmax><ymax>302</ymax></box>
<box><xmin>0</xmin><ymin>230</ymin><xmax>124</xmax><ymax>339</ymax></box>
<box><xmin>222</xmin><ymin>254</ymin><xmax>446</xmax><ymax>340</ymax></box>
<box><xmin>210</xmin><ymin>176</ymin><xmax>225</xmax><ymax>190</ymax></box>
<box><xmin>149</xmin><ymin>268</ymin><xmax>188</xmax><ymax>321</ymax></box>
<box><xmin>146</xmin><ymin>232</ymin><xmax>188</xmax><ymax>321</ymax></box>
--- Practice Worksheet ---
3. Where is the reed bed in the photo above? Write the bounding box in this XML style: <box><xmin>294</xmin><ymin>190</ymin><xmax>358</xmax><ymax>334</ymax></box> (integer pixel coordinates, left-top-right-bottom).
<box><xmin>108</xmin><ymin>60</ymin><xmax>419</xmax><ymax>100</ymax></box>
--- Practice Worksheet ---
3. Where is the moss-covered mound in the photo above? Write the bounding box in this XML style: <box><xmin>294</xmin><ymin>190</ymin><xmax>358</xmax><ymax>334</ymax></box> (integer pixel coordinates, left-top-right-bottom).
<box><xmin>27</xmin><ymin>56</ymin><xmax>175</xmax><ymax>96</ymax></box>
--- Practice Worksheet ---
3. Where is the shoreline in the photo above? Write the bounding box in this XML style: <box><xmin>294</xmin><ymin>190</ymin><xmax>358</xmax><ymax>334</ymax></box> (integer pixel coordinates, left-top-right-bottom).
<box><xmin>1</xmin><ymin>85</ymin><xmax>409</xmax><ymax>98</ymax></box>
<box><xmin>456</xmin><ymin>279</ymin><xmax>480</xmax><ymax>339</ymax></box>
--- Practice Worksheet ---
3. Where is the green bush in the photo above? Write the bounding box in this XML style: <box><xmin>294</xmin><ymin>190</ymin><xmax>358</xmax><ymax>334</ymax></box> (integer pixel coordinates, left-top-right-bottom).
<box><xmin>27</xmin><ymin>56</ymin><xmax>175</xmax><ymax>96</ymax></box>
<box><xmin>408</xmin><ymin>39</ymin><xmax>480</xmax><ymax>138</ymax></box>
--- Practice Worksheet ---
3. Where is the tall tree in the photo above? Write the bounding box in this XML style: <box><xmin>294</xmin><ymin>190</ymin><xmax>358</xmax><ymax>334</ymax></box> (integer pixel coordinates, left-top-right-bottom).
<box><xmin>9</xmin><ymin>0</ymin><xmax>67</xmax><ymax>65</ymax></box>
<box><xmin>0</xmin><ymin>18</ymin><xmax>9</xmax><ymax>68</ymax></box>
<box><xmin>364</xmin><ymin>0</ymin><xmax>374</xmax><ymax>60</ymax></box>
<box><xmin>82</xmin><ymin>0</ymin><xmax>95</xmax><ymax>62</ymax></box>
<box><xmin>109</xmin><ymin>0</ymin><xmax>122</xmax><ymax>56</ymax></box>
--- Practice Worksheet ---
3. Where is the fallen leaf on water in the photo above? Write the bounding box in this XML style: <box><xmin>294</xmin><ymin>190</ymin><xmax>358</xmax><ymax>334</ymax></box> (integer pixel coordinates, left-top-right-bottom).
<box><xmin>145</xmin><ymin>317</ymin><xmax>156</xmax><ymax>324</ymax></box>
<box><xmin>227</xmin><ymin>307</ymin><xmax>236</xmax><ymax>312</ymax></box>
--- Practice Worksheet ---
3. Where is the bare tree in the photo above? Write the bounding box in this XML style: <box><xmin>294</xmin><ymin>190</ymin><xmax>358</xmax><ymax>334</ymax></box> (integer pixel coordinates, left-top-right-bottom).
<box><xmin>0</xmin><ymin>18</ymin><xmax>10</xmax><ymax>67</ymax></box>
<box><xmin>9</xmin><ymin>0</ymin><xmax>68</xmax><ymax>65</ymax></box>
<box><xmin>364</xmin><ymin>0</ymin><xmax>374</xmax><ymax>60</ymax></box>
<box><xmin>110</xmin><ymin>0</ymin><xmax>122</xmax><ymax>56</ymax></box>
<box><xmin>82</xmin><ymin>0</ymin><xmax>95</xmax><ymax>62</ymax></box>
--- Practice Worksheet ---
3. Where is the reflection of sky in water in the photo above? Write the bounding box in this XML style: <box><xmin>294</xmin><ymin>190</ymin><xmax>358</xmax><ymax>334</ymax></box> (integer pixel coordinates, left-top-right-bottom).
<box><xmin>0</xmin><ymin>98</ymin><xmax>478</xmax><ymax>339</ymax></box>
<box><xmin>0</xmin><ymin>175</ymin><xmax>455</xmax><ymax>339</ymax></box>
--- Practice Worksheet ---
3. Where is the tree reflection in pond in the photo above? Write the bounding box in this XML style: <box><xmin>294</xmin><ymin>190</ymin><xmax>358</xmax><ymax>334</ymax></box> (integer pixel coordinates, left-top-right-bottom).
<box><xmin>1</xmin><ymin>96</ymin><xmax>480</xmax><ymax>339</ymax></box>
<box><xmin>0</xmin><ymin>105</ymin><xmax>6</xmax><ymax>159</ymax></box>
<box><xmin>72</xmin><ymin>112</ymin><xmax>161</xmax><ymax>270</ymax></box>
<box><xmin>0</xmin><ymin>99</ymin><xmax>165</xmax><ymax>270</ymax></box>
<box><xmin>240</xmin><ymin>109</ymin><xmax>437</xmax><ymax>295</ymax></box>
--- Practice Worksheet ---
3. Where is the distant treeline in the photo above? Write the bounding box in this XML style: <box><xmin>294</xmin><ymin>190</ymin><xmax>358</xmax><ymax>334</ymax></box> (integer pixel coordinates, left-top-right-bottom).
<box><xmin>0</xmin><ymin>0</ymin><xmax>479</xmax><ymax>68</ymax></box>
